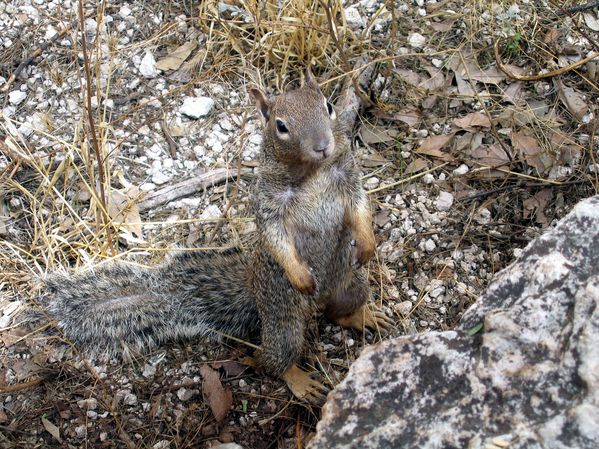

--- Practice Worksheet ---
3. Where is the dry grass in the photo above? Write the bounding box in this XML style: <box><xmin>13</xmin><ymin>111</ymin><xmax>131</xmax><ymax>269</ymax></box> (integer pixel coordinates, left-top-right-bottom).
<box><xmin>1</xmin><ymin>0</ymin><xmax>598</xmax><ymax>447</ymax></box>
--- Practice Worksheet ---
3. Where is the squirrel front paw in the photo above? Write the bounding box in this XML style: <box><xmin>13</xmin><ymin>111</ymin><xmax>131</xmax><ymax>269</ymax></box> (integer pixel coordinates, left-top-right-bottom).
<box><xmin>351</xmin><ymin>237</ymin><xmax>375</xmax><ymax>268</ymax></box>
<box><xmin>288</xmin><ymin>264</ymin><xmax>317</xmax><ymax>296</ymax></box>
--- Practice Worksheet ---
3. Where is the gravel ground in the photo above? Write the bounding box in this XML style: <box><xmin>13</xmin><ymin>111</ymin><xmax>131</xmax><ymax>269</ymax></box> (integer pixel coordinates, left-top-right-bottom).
<box><xmin>1</xmin><ymin>0</ymin><xmax>597</xmax><ymax>448</ymax></box>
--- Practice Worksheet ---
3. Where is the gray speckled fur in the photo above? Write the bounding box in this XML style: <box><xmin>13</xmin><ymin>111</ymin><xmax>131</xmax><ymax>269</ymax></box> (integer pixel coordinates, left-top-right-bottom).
<box><xmin>43</xmin><ymin>78</ymin><xmax>371</xmax><ymax>377</ymax></box>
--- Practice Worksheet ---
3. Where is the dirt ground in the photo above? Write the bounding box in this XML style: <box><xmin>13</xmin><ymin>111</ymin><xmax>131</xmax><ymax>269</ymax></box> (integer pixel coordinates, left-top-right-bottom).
<box><xmin>1</xmin><ymin>0</ymin><xmax>598</xmax><ymax>448</ymax></box>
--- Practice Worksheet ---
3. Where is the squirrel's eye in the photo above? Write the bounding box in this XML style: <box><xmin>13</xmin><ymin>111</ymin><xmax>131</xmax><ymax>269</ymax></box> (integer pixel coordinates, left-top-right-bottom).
<box><xmin>327</xmin><ymin>101</ymin><xmax>334</xmax><ymax>115</ymax></box>
<box><xmin>275</xmin><ymin>119</ymin><xmax>289</xmax><ymax>133</ymax></box>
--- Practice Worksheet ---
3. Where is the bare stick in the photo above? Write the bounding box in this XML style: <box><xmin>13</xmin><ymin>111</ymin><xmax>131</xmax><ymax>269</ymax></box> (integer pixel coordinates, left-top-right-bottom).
<box><xmin>0</xmin><ymin>22</ymin><xmax>74</xmax><ymax>93</ymax></box>
<box><xmin>494</xmin><ymin>39</ymin><xmax>599</xmax><ymax>81</ymax></box>
<box><xmin>137</xmin><ymin>167</ymin><xmax>251</xmax><ymax>211</ymax></box>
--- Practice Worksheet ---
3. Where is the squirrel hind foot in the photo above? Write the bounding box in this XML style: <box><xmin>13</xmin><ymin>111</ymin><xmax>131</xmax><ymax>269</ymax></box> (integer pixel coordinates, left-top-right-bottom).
<box><xmin>281</xmin><ymin>364</ymin><xmax>328</xmax><ymax>405</ymax></box>
<box><xmin>333</xmin><ymin>304</ymin><xmax>393</xmax><ymax>333</ymax></box>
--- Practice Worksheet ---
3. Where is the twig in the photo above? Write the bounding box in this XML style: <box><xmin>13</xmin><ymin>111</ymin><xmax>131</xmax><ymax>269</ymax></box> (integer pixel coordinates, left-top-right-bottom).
<box><xmin>160</xmin><ymin>118</ymin><xmax>178</xmax><ymax>157</ymax></box>
<box><xmin>494</xmin><ymin>39</ymin><xmax>599</xmax><ymax>81</ymax></box>
<box><xmin>78</xmin><ymin>0</ymin><xmax>113</xmax><ymax>250</ymax></box>
<box><xmin>0</xmin><ymin>376</ymin><xmax>45</xmax><ymax>393</ymax></box>
<box><xmin>563</xmin><ymin>1</ymin><xmax>599</xmax><ymax>15</ymax></box>
<box><xmin>137</xmin><ymin>167</ymin><xmax>251</xmax><ymax>211</ymax></box>
<box><xmin>0</xmin><ymin>21</ymin><xmax>74</xmax><ymax>93</ymax></box>
<box><xmin>318</xmin><ymin>0</ymin><xmax>373</xmax><ymax>108</ymax></box>
<box><xmin>367</xmin><ymin>163</ymin><xmax>449</xmax><ymax>194</ymax></box>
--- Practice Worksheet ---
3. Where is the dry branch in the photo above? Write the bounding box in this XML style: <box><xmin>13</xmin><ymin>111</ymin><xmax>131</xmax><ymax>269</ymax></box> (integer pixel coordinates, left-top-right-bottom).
<box><xmin>137</xmin><ymin>167</ymin><xmax>251</xmax><ymax>211</ymax></box>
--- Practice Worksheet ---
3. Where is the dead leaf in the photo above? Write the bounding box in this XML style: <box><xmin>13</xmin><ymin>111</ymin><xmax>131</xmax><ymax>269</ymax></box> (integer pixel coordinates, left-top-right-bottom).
<box><xmin>108</xmin><ymin>187</ymin><xmax>144</xmax><ymax>243</ymax></box>
<box><xmin>169</xmin><ymin>49</ymin><xmax>206</xmax><ymax>83</ymax></box>
<box><xmin>200</xmin><ymin>365</ymin><xmax>232</xmax><ymax>423</ymax></box>
<box><xmin>394</xmin><ymin>68</ymin><xmax>423</xmax><ymax>87</ymax></box>
<box><xmin>467</xmin><ymin>65</ymin><xmax>506</xmax><ymax>85</ymax></box>
<box><xmin>502</xmin><ymin>82</ymin><xmax>525</xmax><ymax>105</ymax></box>
<box><xmin>512</xmin><ymin>131</ymin><xmax>554</xmax><ymax>173</ymax></box>
<box><xmin>156</xmin><ymin>41</ymin><xmax>197</xmax><ymax>71</ymax></box>
<box><xmin>362</xmin><ymin>151</ymin><xmax>390</xmax><ymax>168</ymax></box>
<box><xmin>373</xmin><ymin>108</ymin><xmax>421</xmax><ymax>127</ymax></box>
<box><xmin>430</xmin><ymin>17</ymin><xmax>457</xmax><ymax>32</ymax></box>
<box><xmin>556</xmin><ymin>80</ymin><xmax>588</xmax><ymax>122</ymax></box>
<box><xmin>455</xmin><ymin>132</ymin><xmax>484</xmax><ymax>155</ymax></box>
<box><xmin>523</xmin><ymin>189</ymin><xmax>553</xmax><ymax>226</ymax></box>
<box><xmin>584</xmin><ymin>12</ymin><xmax>599</xmax><ymax>32</ymax></box>
<box><xmin>405</xmin><ymin>157</ymin><xmax>429</xmax><ymax>174</ymax></box>
<box><xmin>452</xmin><ymin>112</ymin><xmax>492</xmax><ymax>131</ymax></box>
<box><xmin>42</xmin><ymin>416</ymin><xmax>62</xmax><ymax>443</ymax></box>
<box><xmin>361</xmin><ymin>124</ymin><xmax>399</xmax><ymax>144</ymax></box>
<box><xmin>374</xmin><ymin>209</ymin><xmax>390</xmax><ymax>227</ymax></box>
<box><xmin>550</xmin><ymin>131</ymin><xmax>582</xmax><ymax>164</ymax></box>
<box><xmin>420</xmin><ymin>66</ymin><xmax>446</xmax><ymax>91</ymax></box>
<box><xmin>455</xmin><ymin>72</ymin><xmax>476</xmax><ymax>97</ymax></box>
<box><xmin>467</xmin><ymin>143</ymin><xmax>511</xmax><ymax>167</ymax></box>
<box><xmin>415</xmin><ymin>134</ymin><xmax>456</xmax><ymax>161</ymax></box>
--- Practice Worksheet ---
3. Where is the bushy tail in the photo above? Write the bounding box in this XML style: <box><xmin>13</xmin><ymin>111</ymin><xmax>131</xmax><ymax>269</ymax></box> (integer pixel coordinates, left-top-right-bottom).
<box><xmin>43</xmin><ymin>248</ymin><xmax>260</xmax><ymax>357</ymax></box>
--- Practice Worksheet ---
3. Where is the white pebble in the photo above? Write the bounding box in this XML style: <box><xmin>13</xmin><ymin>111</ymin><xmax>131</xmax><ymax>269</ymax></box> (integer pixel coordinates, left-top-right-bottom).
<box><xmin>435</xmin><ymin>191</ymin><xmax>454</xmax><ymax>211</ymax></box>
<box><xmin>8</xmin><ymin>90</ymin><xmax>26</xmax><ymax>105</ymax></box>
<box><xmin>139</xmin><ymin>51</ymin><xmax>159</xmax><ymax>78</ymax></box>
<box><xmin>180</xmin><ymin>96</ymin><xmax>215</xmax><ymax>119</ymax></box>
<box><xmin>452</xmin><ymin>164</ymin><xmax>469</xmax><ymax>176</ymax></box>
<box><xmin>408</xmin><ymin>33</ymin><xmax>426</xmax><ymax>48</ymax></box>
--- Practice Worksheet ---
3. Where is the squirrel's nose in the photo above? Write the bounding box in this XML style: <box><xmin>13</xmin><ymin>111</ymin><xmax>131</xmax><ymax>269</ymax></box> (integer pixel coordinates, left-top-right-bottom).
<box><xmin>314</xmin><ymin>139</ymin><xmax>330</xmax><ymax>153</ymax></box>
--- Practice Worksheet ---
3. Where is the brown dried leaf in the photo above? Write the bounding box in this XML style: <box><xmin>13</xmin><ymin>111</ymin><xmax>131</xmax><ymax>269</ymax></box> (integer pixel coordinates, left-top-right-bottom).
<box><xmin>556</xmin><ymin>80</ymin><xmax>588</xmax><ymax>122</ymax></box>
<box><xmin>584</xmin><ymin>12</ymin><xmax>599</xmax><ymax>31</ymax></box>
<box><xmin>502</xmin><ymin>82</ymin><xmax>525</xmax><ymax>105</ymax></box>
<box><xmin>452</xmin><ymin>112</ymin><xmax>492</xmax><ymax>131</ymax></box>
<box><xmin>41</xmin><ymin>416</ymin><xmax>62</xmax><ymax>443</ymax></box>
<box><xmin>395</xmin><ymin>110</ymin><xmax>421</xmax><ymax>126</ymax></box>
<box><xmin>415</xmin><ymin>134</ymin><xmax>456</xmax><ymax>161</ymax></box>
<box><xmin>405</xmin><ymin>157</ymin><xmax>429</xmax><ymax>174</ymax></box>
<box><xmin>512</xmin><ymin>131</ymin><xmax>553</xmax><ymax>173</ymax></box>
<box><xmin>362</xmin><ymin>151</ymin><xmax>389</xmax><ymax>168</ymax></box>
<box><xmin>361</xmin><ymin>124</ymin><xmax>399</xmax><ymax>144</ymax></box>
<box><xmin>420</xmin><ymin>66</ymin><xmax>446</xmax><ymax>91</ymax></box>
<box><xmin>156</xmin><ymin>41</ymin><xmax>197</xmax><ymax>71</ymax></box>
<box><xmin>430</xmin><ymin>17</ymin><xmax>457</xmax><ymax>32</ymax></box>
<box><xmin>200</xmin><ymin>365</ymin><xmax>232</xmax><ymax>423</ymax></box>
<box><xmin>455</xmin><ymin>72</ymin><xmax>476</xmax><ymax>97</ymax></box>
<box><xmin>108</xmin><ymin>188</ymin><xmax>144</xmax><ymax>243</ymax></box>
<box><xmin>468</xmin><ymin>143</ymin><xmax>510</xmax><ymax>167</ymax></box>
<box><xmin>467</xmin><ymin>65</ymin><xmax>506</xmax><ymax>85</ymax></box>
<box><xmin>394</xmin><ymin>68</ymin><xmax>423</xmax><ymax>87</ymax></box>
<box><xmin>523</xmin><ymin>189</ymin><xmax>553</xmax><ymax>227</ymax></box>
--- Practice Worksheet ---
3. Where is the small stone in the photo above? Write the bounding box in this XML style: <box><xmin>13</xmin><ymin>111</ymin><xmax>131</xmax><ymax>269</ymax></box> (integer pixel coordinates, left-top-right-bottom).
<box><xmin>364</xmin><ymin>177</ymin><xmax>380</xmax><ymax>190</ymax></box>
<box><xmin>0</xmin><ymin>315</ymin><xmax>11</xmax><ymax>328</ymax></box>
<box><xmin>74</xmin><ymin>425</ymin><xmax>87</xmax><ymax>438</ymax></box>
<box><xmin>139</xmin><ymin>52</ymin><xmax>159</xmax><ymax>78</ymax></box>
<box><xmin>345</xmin><ymin>5</ymin><xmax>365</xmax><ymax>29</ymax></box>
<box><xmin>424</xmin><ymin>239</ymin><xmax>436</xmax><ymax>252</ymax></box>
<box><xmin>200</xmin><ymin>204</ymin><xmax>221</xmax><ymax>221</ymax></box>
<box><xmin>8</xmin><ymin>90</ymin><xmax>26</xmax><ymax>105</ymax></box>
<box><xmin>142</xmin><ymin>363</ymin><xmax>156</xmax><ymax>378</ymax></box>
<box><xmin>152</xmin><ymin>171</ymin><xmax>171</xmax><ymax>185</ymax></box>
<box><xmin>408</xmin><ymin>33</ymin><xmax>426</xmax><ymax>48</ymax></box>
<box><xmin>119</xmin><ymin>5</ymin><xmax>132</xmax><ymax>17</ymax></box>
<box><xmin>396</xmin><ymin>301</ymin><xmax>413</xmax><ymax>316</ymax></box>
<box><xmin>435</xmin><ymin>191</ymin><xmax>454</xmax><ymax>211</ymax></box>
<box><xmin>452</xmin><ymin>164</ymin><xmax>469</xmax><ymax>176</ymax></box>
<box><xmin>180</xmin><ymin>96</ymin><xmax>215</xmax><ymax>119</ymax></box>
<box><xmin>77</xmin><ymin>398</ymin><xmax>98</xmax><ymax>410</ymax></box>
<box><xmin>123</xmin><ymin>393</ymin><xmax>138</xmax><ymax>406</ymax></box>
<box><xmin>177</xmin><ymin>387</ymin><xmax>196</xmax><ymax>401</ymax></box>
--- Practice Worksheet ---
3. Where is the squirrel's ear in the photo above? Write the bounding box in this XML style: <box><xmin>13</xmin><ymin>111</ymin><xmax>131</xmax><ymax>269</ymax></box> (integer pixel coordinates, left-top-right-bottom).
<box><xmin>249</xmin><ymin>87</ymin><xmax>271</xmax><ymax>124</ymax></box>
<box><xmin>305</xmin><ymin>67</ymin><xmax>320</xmax><ymax>91</ymax></box>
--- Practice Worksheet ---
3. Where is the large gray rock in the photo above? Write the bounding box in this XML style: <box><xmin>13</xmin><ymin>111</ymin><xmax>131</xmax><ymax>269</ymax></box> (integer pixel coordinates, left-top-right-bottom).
<box><xmin>310</xmin><ymin>196</ymin><xmax>599</xmax><ymax>449</ymax></box>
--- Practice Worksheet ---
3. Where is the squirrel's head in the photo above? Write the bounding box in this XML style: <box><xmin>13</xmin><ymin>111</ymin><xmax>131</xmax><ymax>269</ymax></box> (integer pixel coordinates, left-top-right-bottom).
<box><xmin>250</xmin><ymin>68</ymin><xmax>337</xmax><ymax>167</ymax></box>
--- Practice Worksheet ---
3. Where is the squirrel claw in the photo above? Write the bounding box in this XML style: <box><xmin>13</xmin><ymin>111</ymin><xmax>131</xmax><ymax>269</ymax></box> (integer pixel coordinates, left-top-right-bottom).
<box><xmin>282</xmin><ymin>364</ymin><xmax>329</xmax><ymax>404</ymax></box>
<box><xmin>335</xmin><ymin>304</ymin><xmax>393</xmax><ymax>333</ymax></box>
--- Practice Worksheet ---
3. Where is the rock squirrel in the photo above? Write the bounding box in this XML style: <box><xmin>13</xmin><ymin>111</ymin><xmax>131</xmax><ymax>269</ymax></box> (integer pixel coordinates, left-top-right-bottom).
<box><xmin>42</xmin><ymin>68</ymin><xmax>392</xmax><ymax>401</ymax></box>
